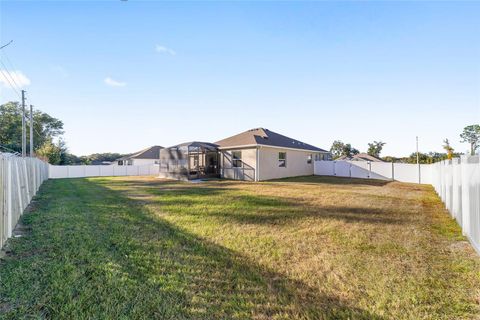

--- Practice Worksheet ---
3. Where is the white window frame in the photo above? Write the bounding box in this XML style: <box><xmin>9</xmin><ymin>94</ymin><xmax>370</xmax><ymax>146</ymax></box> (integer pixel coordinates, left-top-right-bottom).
<box><xmin>232</xmin><ymin>151</ymin><xmax>242</xmax><ymax>168</ymax></box>
<box><xmin>278</xmin><ymin>152</ymin><xmax>287</xmax><ymax>167</ymax></box>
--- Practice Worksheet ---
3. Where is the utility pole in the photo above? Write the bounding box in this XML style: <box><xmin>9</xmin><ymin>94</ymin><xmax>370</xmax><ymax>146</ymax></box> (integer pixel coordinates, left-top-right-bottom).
<box><xmin>29</xmin><ymin>105</ymin><xmax>34</xmax><ymax>157</ymax></box>
<box><xmin>21</xmin><ymin>90</ymin><xmax>27</xmax><ymax>157</ymax></box>
<box><xmin>416</xmin><ymin>136</ymin><xmax>420</xmax><ymax>184</ymax></box>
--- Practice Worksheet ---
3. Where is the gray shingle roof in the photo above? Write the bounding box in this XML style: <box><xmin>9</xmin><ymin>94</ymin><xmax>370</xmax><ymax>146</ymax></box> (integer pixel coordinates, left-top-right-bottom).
<box><xmin>337</xmin><ymin>153</ymin><xmax>385</xmax><ymax>162</ymax></box>
<box><xmin>215</xmin><ymin>128</ymin><xmax>327</xmax><ymax>152</ymax></box>
<box><xmin>118</xmin><ymin>145</ymin><xmax>163</xmax><ymax>160</ymax></box>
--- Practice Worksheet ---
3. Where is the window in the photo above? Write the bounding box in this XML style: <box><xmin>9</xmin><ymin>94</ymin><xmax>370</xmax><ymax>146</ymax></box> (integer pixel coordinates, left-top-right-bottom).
<box><xmin>315</xmin><ymin>153</ymin><xmax>331</xmax><ymax>161</ymax></box>
<box><xmin>307</xmin><ymin>154</ymin><xmax>312</xmax><ymax>164</ymax></box>
<box><xmin>117</xmin><ymin>160</ymin><xmax>123</xmax><ymax>166</ymax></box>
<box><xmin>127</xmin><ymin>160</ymin><xmax>133</xmax><ymax>166</ymax></box>
<box><xmin>232</xmin><ymin>151</ymin><xmax>242</xmax><ymax>168</ymax></box>
<box><xmin>278</xmin><ymin>152</ymin><xmax>287</xmax><ymax>167</ymax></box>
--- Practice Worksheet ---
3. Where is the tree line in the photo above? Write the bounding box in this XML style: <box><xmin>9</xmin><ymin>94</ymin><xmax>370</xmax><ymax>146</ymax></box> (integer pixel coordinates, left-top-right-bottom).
<box><xmin>329</xmin><ymin>125</ymin><xmax>479</xmax><ymax>163</ymax></box>
<box><xmin>1</xmin><ymin>101</ymin><xmax>479</xmax><ymax>164</ymax></box>
<box><xmin>0</xmin><ymin>102</ymin><xmax>126</xmax><ymax>164</ymax></box>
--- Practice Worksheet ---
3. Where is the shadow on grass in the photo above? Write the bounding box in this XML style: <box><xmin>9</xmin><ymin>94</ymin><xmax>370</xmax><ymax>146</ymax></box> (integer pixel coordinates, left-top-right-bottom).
<box><xmin>105</xmin><ymin>178</ymin><xmax>407</xmax><ymax>226</ymax></box>
<box><xmin>87</xmin><ymin>179</ymin><xmax>386</xmax><ymax>319</ymax></box>
<box><xmin>269</xmin><ymin>175</ymin><xmax>392</xmax><ymax>187</ymax></box>
<box><xmin>0</xmin><ymin>178</ymin><xmax>386</xmax><ymax>319</ymax></box>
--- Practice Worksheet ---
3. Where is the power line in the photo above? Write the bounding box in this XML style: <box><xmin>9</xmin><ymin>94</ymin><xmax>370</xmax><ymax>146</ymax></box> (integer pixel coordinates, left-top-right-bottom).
<box><xmin>0</xmin><ymin>54</ymin><xmax>23</xmax><ymax>92</ymax></box>
<box><xmin>0</xmin><ymin>40</ymin><xmax>13</xmax><ymax>50</ymax></box>
<box><xmin>0</xmin><ymin>65</ymin><xmax>21</xmax><ymax>99</ymax></box>
<box><xmin>0</xmin><ymin>59</ymin><xmax>22</xmax><ymax>93</ymax></box>
<box><xmin>0</xmin><ymin>41</ymin><xmax>24</xmax><ymax>99</ymax></box>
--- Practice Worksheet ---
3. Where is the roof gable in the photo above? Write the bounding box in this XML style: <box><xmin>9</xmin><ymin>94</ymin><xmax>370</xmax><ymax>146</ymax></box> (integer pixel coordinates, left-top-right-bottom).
<box><xmin>119</xmin><ymin>145</ymin><xmax>163</xmax><ymax>160</ymax></box>
<box><xmin>337</xmin><ymin>153</ymin><xmax>385</xmax><ymax>162</ymax></box>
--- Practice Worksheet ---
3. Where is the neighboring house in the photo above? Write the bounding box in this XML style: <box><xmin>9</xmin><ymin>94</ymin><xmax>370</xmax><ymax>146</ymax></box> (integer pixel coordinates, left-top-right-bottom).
<box><xmin>159</xmin><ymin>128</ymin><xmax>330</xmax><ymax>181</ymax></box>
<box><xmin>337</xmin><ymin>153</ymin><xmax>385</xmax><ymax>162</ymax></box>
<box><xmin>90</xmin><ymin>160</ymin><xmax>112</xmax><ymax>165</ymax></box>
<box><xmin>216</xmin><ymin>128</ymin><xmax>330</xmax><ymax>181</ymax></box>
<box><xmin>114</xmin><ymin>146</ymin><xmax>163</xmax><ymax>166</ymax></box>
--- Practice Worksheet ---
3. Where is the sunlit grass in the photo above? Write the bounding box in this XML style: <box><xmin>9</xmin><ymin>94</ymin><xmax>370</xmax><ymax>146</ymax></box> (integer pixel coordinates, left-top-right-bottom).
<box><xmin>0</xmin><ymin>176</ymin><xmax>478</xmax><ymax>319</ymax></box>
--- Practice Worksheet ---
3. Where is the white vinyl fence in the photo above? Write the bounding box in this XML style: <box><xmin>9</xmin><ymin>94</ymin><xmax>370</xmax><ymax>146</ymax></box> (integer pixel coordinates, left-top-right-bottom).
<box><xmin>49</xmin><ymin>164</ymin><xmax>159</xmax><ymax>179</ymax></box>
<box><xmin>315</xmin><ymin>157</ymin><xmax>480</xmax><ymax>254</ymax></box>
<box><xmin>314</xmin><ymin>160</ymin><xmax>432</xmax><ymax>184</ymax></box>
<box><xmin>431</xmin><ymin>156</ymin><xmax>480</xmax><ymax>254</ymax></box>
<box><xmin>0</xmin><ymin>153</ymin><xmax>49</xmax><ymax>249</ymax></box>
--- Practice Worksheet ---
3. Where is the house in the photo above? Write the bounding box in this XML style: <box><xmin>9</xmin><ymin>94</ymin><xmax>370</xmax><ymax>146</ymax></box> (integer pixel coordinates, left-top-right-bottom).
<box><xmin>159</xmin><ymin>128</ymin><xmax>330</xmax><ymax>181</ymax></box>
<box><xmin>337</xmin><ymin>153</ymin><xmax>385</xmax><ymax>162</ymax></box>
<box><xmin>216</xmin><ymin>128</ymin><xmax>330</xmax><ymax>181</ymax></box>
<box><xmin>90</xmin><ymin>160</ymin><xmax>112</xmax><ymax>165</ymax></box>
<box><xmin>114</xmin><ymin>146</ymin><xmax>163</xmax><ymax>166</ymax></box>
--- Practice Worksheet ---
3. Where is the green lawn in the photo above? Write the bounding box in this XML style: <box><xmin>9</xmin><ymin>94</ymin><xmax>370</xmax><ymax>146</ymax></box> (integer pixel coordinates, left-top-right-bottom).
<box><xmin>0</xmin><ymin>176</ymin><xmax>479</xmax><ymax>319</ymax></box>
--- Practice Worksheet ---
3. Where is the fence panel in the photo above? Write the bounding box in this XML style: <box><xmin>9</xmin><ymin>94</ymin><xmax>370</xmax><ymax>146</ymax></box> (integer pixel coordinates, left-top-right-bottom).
<box><xmin>315</xmin><ymin>157</ymin><xmax>480</xmax><ymax>254</ymax></box>
<box><xmin>460</xmin><ymin>156</ymin><xmax>480</xmax><ymax>252</ymax></box>
<box><xmin>315</xmin><ymin>160</ymin><xmax>424</xmax><ymax>183</ymax></box>
<box><xmin>0</xmin><ymin>153</ymin><xmax>49</xmax><ymax>249</ymax></box>
<box><xmin>49</xmin><ymin>164</ymin><xmax>159</xmax><ymax>179</ymax></box>
<box><xmin>370</xmin><ymin>162</ymin><xmax>393</xmax><ymax>180</ymax></box>
<box><xmin>315</xmin><ymin>161</ymin><xmax>334</xmax><ymax>176</ymax></box>
<box><xmin>452</xmin><ymin>158</ymin><xmax>462</xmax><ymax>225</ymax></box>
<box><xmin>334</xmin><ymin>161</ymin><xmax>351</xmax><ymax>177</ymax></box>
<box><xmin>392</xmin><ymin>163</ymin><xmax>419</xmax><ymax>184</ymax></box>
<box><xmin>349</xmin><ymin>161</ymin><xmax>370</xmax><ymax>179</ymax></box>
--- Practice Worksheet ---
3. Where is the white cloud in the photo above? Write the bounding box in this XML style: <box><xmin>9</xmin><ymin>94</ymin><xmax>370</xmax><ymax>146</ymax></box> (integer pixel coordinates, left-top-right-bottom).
<box><xmin>104</xmin><ymin>77</ymin><xmax>126</xmax><ymax>87</ymax></box>
<box><xmin>0</xmin><ymin>70</ymin><xmax>31</xmax><ymax>89</ymax></box>
<box><xmin>155</xmin><ymin>44</ymin><xmax>176</xmax><ymax>56</ymax></box>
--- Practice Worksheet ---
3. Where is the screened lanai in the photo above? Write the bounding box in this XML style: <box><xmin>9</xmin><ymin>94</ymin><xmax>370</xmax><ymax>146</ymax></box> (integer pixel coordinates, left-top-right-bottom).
<box><xmin>159</xmin><ymin>142</ymin><xmax>220</xmax><ymax>180</ymax></box>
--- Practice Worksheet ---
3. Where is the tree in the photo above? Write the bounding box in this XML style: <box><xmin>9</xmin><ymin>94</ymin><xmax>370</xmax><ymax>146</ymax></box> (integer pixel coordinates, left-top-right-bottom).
<box><xmin>0</xmin><ymin>101</ymin><xmax>64</xmax><ymax>154</ymax></box>
<box><xmin>460</xmin><ymin>124</ymin><xmax>480</xmax><ymax>155</ymax></box>
<box><xmin>367</xmin><ymin>141</ymin><xmax>386</xmax><ymax>158</ymax></box>
<box><xmin>442</xmin><ymin>139</ymin><xmax>454</xmax><ymax>160</ymax></box>
<box><xmin>82</xmin><ymin>153</ymin><xmax>125</xmax><ymax>164</ymax></box>
<box><xmin>382</xmin><ymin>151</ymin><xmax>462</xmax><ymax>164</ymax></box>
<box><xmin>36</xmin><ymin>139</ymin><xmax>62</xmax><ymax>164</ymax></box>
<box><xmin>330</xmin><ymin>140</ymin><xmax>344</xmax><ymax>159</ymax></box>
<box><xmin>330</xmin><ymin>140</ymin><xmax>359</xmax><ymax>159</ymax></box>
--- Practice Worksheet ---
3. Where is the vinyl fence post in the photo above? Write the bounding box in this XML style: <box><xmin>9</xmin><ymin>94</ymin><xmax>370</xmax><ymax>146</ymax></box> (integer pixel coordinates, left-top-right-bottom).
<box><xmin>391</xmin><ymin>162</ymin><xmax>395</xmax><ymax>181</ymax></box>
<box><xmin>14</xmin><ymin>161</ymin><xmax>23</xmax><ymax>230</ymax></box>
<box><xmin>418</xmin><ymin>162</ymin><xmax>421</xmax><ymax>184</ymax></box>
<box><xmin>460</xmin><ymin>156</ymin><xmax>470</xmax><ymax>237</ymax></box>
<box><xmin>6</xmin><ymin>161</ymin><xmax>13</xmax><ymax>238</ymax></box>
<box><xmin>23</xmin><ymin>160</ymin><xmax>31</xmax><ymax>202</ymax></box>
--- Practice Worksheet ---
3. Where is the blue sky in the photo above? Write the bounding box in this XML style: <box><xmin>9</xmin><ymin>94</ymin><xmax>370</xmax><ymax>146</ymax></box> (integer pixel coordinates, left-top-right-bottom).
<box><xmin>1</xmin><ymin>1</ymin><xmax>479</xmax><ymax>156</ymax></box>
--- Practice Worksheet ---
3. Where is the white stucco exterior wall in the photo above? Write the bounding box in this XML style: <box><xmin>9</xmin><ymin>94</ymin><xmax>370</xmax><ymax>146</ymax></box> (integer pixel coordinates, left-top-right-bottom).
<box><xmin>132</xmin><ymin>159</ymin><xmax>158</xmax><ymax>166</ymax></box>
<box><xmin>258</xmin><ymin>147</ymin><xmax>317</xmax><ymax>181</ymax></box>
<box><xmin>112</xmin><ymin>158</ymin><xmax>158</xmax><ymax>166</ymax></box>
<box><xmin>219</xmin><ymin>148</ymin><xmax>257</xmax><ymax>181</ymax></box>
